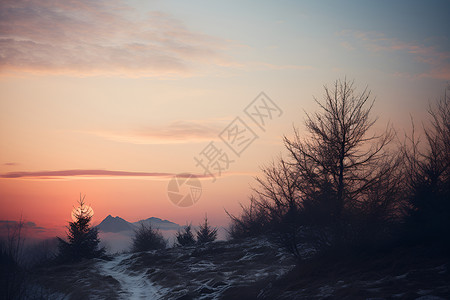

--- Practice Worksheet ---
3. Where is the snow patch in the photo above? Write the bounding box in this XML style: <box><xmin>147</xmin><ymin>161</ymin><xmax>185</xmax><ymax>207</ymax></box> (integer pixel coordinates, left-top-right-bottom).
<box><xmin>97</xmin><ymin>253</ymin><xmax>167</xmax><ymax>299</ymax></box>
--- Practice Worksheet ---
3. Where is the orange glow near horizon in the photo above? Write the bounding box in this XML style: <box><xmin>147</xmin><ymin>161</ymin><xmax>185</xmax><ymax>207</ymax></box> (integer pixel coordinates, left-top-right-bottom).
<box><xmin>0</xmin><ymin>174</ymin><xmax>254</xmax><ymax>233</ymax></box>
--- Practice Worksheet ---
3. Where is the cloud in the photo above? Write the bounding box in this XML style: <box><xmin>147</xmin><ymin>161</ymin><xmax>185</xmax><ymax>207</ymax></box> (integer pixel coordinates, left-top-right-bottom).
<box><xmin>0</xmin><ymin>0</ymin><xmax>230</xmax><ymax>77</ymax></box>
<box><xmin>246</xmin><ymin>62</ymin><xmax>313</xmax><ymax>71</ymax></box>
<box><xmin>86</xmin><ymin>120</ymin><xmax>225</xmax><ymax>144</ymax></box>
<box><xmin>3</xmin><ymin>162</ymin><xmax>18</xmax><ymax>166</ymax></box>
<box><xmin>339</xmin><ymin>30</ymin><xmax>450</xmax><ymax>80</ymax></box>
<box><xmin>340</xmin><ymin>41</ymin><xmax>355</xmax><ymax>51</ymax></box>
<box><xmin>0</xmin><ymin>220</ymin><xmax>62</xmax><ymax>239</ymax></box>
<box><xmin>0</xmin><ymin>169</ymin><xmax>256</xmax><ymax>181</ymax></box>
<box><xmin>0</xmin><ymin>169</ymin><xmax>213</xmax><ymax>180</ymax></box>
<box><xmin>0</xmin><ymin>220</ymin><xmax>46</xmax><ymax>234</ymax></box>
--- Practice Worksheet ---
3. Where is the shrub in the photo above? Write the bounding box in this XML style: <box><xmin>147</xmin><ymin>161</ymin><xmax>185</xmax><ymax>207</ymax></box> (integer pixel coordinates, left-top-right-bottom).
<box><xmin>131</xmin><ymin>223</ymin><xmax>166</xmax><ymax>252</ymax></box>
<box><xmin>175</xmin><ymin>224</ymin><xmax>196</xmax><ymax>246</ymax></box>
<box><xmin>0</xmin><ymin>220</ymin><xmax>27</xmax><ymax>299</ymax></box>
<box><xmin>402</xmin><ymin>86</ymin><xmax>450</xmax><ymax>245</ymax></box>
<box><xmin>227</xmin><ymin>197</ymin><xmax>271</xmax><ymax>240</ymax></box>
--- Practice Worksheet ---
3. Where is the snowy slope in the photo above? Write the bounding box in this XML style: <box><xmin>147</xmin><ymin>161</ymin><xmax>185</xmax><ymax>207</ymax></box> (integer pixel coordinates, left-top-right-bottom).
<box><xmin>97</xmin><ymin>253</ymin><xmax>168</xmax><ymax>299</ymax></box>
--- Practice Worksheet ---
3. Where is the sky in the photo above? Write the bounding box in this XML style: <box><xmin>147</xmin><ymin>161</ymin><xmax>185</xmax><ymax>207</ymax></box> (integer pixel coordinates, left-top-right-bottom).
<box><xmin>1</xmin><ymin>0</ymin><xmax>449</xmax><ymax>238</ymax></box>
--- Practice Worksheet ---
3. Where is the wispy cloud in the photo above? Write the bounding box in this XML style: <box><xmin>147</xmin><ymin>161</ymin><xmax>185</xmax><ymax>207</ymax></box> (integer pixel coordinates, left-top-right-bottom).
<box><xmin>0</xmin><ymin>220</ymin><xmax>62</xmax><ymax>238</ymax></box>
<box><xmin>3</xmin><ymin>162</ymin><xmax>18</xmax><ymax>166</ymax></box>
<box><xmin>246</xmin><ymin>62</ymin><xmax>313</xmax><ymax>71</ymax></box>
<box><xmin>0</xmin><ymin>169</ymin><xmax>207</xmax><ymax>180</ymax></box>
<box><xmin>339</xmin><ymin>30</ymin><xmax>450</xmax><ymax>80</ymax></box>
<box><xmin>0</xmin><ymin>220</ymin><xmax>45</xmax><ymax>235</ymax></box>
<box><xmin>85</xmin><ymin>120</ymin><xmax>226</xmax><ymax>144</ymax></box>
<box><xmin>0</xmin><ymin>220</ymin><xmax>44</xmax><ymax>230</ymax></box>
<box><xmin>0</xmin><ymin>169</ymin><xmax>255</xmax><ymax>181</ymax></box>
<box><xmin>0</xmin><ymin>0</ymin><xmax>230</xmax><ymax>77</ymax></box>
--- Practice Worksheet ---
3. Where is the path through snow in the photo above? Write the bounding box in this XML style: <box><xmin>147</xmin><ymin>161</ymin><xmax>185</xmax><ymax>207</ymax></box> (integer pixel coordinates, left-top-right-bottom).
<box><xmin>97</xmin><ymin>253</ymin><xmax>166</xmax><ymax>299</ymax></box>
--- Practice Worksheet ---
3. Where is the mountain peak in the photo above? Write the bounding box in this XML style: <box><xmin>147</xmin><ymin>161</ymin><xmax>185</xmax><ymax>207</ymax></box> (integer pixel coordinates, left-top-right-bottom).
<box><xmin>96</xmin><ymin>215</ymin><xmax>134</xmax><ymax>233</ymax></box>
<box><xmin>96</xmin><ymin>215</ymin><xmax>180</xmax><ymax>232</ymax></box>
<box><xmin>135</xmin><ymin>217</ymin><xmax>180</xmax><ymax>230</ymax></box>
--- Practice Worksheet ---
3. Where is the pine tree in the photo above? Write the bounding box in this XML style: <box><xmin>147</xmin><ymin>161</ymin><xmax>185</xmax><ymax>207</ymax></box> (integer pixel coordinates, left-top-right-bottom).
<box><xmin>196</xmin><ymin>215</ymin><xmax>217</xmax><ymax>244</ymax></box>
<box><xmin>175</xmin><ymin>224</ymin><xmax>196</xmax><ymax>246</ymax></box>
<box><xmin>57</xmin><ymin>195</ymin><xmax>105</xmax><ymax>262</ymax></box>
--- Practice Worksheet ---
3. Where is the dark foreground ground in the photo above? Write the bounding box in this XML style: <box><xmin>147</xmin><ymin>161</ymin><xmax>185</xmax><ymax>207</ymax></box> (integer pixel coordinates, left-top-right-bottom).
<box><xmin>30</xmin><ymin>238</ymin><xmax>449</xmax><ymax>299</ymax></box>
<box><xmin>263</xmin><ymin>243</ymin><xmax>450</xmax><ymax>299</ymax></box>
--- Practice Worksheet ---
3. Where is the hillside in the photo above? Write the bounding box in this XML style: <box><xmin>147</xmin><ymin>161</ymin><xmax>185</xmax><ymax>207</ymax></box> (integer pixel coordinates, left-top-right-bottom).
<box><xmin>31</xmin><ymin>237</ymin><xmax>296</xmax><ymax>299</ymax></box>
<box><xmin>30</xmin><ymin>238</ymin><xmax>449</xmax><ymax>299</ymax></box>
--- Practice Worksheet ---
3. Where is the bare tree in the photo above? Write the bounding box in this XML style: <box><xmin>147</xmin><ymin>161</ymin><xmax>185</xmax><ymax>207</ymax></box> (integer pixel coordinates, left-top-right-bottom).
<box><xmin>226</xmin><ymin>197</ymin><xmax>270</xmax><ymax>239</ymax></box>
<box><xmin>402</xmin><ymin>86</ymin><xmax>450</xmax><ymax>242</ymax></box>
<box><xmin>231</xmin><ymin>79</ymin><xmax>401</xmax><ymax>254</ymax></box>
<box><xmin>254</xmin><ymin>158</ymin><xmax>300</xmax><ymax>223</ymax></box>
<box><xmin>284</xmin><ymin>79</ymin><xmax>394</xmax><ymax>222</ymax></box>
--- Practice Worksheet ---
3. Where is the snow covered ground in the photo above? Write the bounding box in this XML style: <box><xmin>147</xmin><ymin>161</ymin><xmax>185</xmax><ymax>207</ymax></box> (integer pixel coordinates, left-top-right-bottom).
<box><xmin>31</xmin><ymin>237</ymin><xmax>297</xmax><ymax>299</ymax></box>
<box><xmin>122</xmin><ymin>237</ymin><xmax>297</xmax><ymax>299</ymax></box>
<box><xmin>96</xmin><ymin>253</ymin><xmax>168</xmax><ymax>299</ymax></box>
<box><xmin>30</xmin><ymin>238</ymin><xmax>449</xmax><ymax>299</ymax></box>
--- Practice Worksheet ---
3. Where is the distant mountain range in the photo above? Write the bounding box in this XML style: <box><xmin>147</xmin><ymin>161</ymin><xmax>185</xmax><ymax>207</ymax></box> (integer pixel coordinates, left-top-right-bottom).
<box><xmin>96</xmin><ymin>215</ymin><xmax>180</xmax><ymax>233</ymax></box>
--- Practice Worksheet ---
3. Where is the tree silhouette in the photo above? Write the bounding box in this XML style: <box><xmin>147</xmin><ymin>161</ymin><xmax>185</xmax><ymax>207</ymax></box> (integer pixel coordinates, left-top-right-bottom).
<box><xmin>196</xmin><ymin>215</ymin><xmax>218</xmax><ymax>244</ymax></box>
<box><xmin>175</xmin><ymin>224</ymin><xmax>196</xmax><ymax>246</ymax></box>
<box><xmin>57</xmin><ymin>195</ymin><xmax>105</xmax><ymax>262</ymax></box>
<box><xmin>230</xmin><ymin>79</ymin><xmax>401</xmax><ymax>253</ymax></box>
<box><xmin>282</xmin><ymin>79</ymin><xmax>395</xmax><ymax>223</ymax></box>
<box><xmin>0</xmin><ymin>218</ymin><xmax>27</xmax><ymax>299</ymax></box>
<box><xmin>131</xmin><ymin>223</ymin><xmax>166</xmax><ymax>252</ymax></box>
<box><xmin>403</xmin><ymin>86</ymin><xmax>450</xmax><ymax>243</ymax></box>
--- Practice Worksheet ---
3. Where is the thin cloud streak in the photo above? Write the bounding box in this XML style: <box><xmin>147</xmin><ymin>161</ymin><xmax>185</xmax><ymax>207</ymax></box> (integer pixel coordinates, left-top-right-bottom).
<box><xmin>0</xmin><ymin>220</ymin><xmax>63</xmax><ymax>238</ymax></box>
<box><xmin>1</xmin><ymin>170</ymin><xmax>202</xmax><ymax>179</ymax></box>
<box><xmin>0</xmin><ymin>169</ymin><xmax>256</xmax><ymax>180</ymax></box>
<box><xmin>85</xmin><ymin>120</ymin><xmax>225</xmax><ymax>145</ymax></box>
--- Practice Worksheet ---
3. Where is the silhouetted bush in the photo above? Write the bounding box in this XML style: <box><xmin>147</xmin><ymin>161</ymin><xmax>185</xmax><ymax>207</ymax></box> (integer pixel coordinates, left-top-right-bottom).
<box><xmin>23</xmin><ymin>238</ymin><xmax>58</xmax><ymax>268</ymax></box>
<box><xmin>0</xmin><ymin>220</ymin><xmax>27</xmax><ymax>300</ymax></box>
<box><xmin>175</xmin><ymin>224</ymin><xmax>196</xmax><ymax>246</ymax></box>
<box><xmin>131</xmin><ymin>223</ymin><xmax>166</xmax><ymax>252</ymax></box>
<box><xmin>57</xmin><ymin>195</ymin><xmax>105</xmax><ymax>262</ymax></box>
<box><xmin>227</xmin><ymin>197</ymin><xmax>272</xmax><ymax>240</ymax></box>
<box><xmin>196</xmin><ymin>216</ymin><xmax>218</xmax><ymax>244</ymax></box>
<box><xmin>402</xmin><ymin>87</ymin><xmax>450</xmax><ymax>245</ymax></box>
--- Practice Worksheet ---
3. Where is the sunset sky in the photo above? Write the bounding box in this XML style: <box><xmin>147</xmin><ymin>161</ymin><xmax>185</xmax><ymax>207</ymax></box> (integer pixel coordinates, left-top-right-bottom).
<box><xmin>1</xmin><ymin>0</ymin><xmax>449</xmax><ymax>238</ymax></box>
